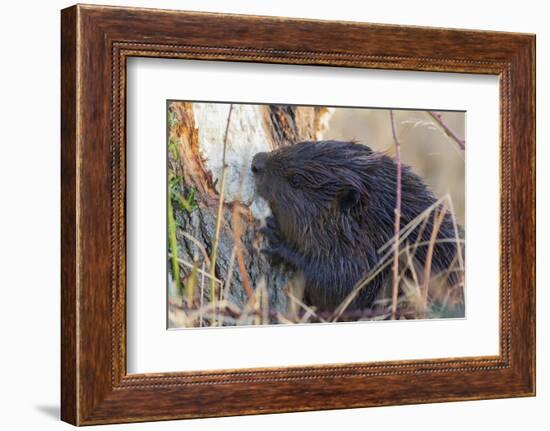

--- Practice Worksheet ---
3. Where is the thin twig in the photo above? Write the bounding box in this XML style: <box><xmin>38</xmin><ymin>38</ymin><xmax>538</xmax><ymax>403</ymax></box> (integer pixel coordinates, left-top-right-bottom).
<box><xmin>286</xmin><ymin>289</ymin><xmax>325</xmax><ymax>323</ymax></box>
<box><xmin>168</xmin><ymin>254</ymin><xmax>223</xmax><ymax>285</ymax></box>
<box><xmin>218</xmin><ymin>246</ymin><xmax>237</xmax><ymax>327</ymax></box>
<box><xmin>261</xmin><ymin>281</ymin><xmax>270</xmax><ymax>325</ymax></box>
<box><xmin>421</xmin><ymin>200</ymin><xmax>449</xmax><ymax>305</ymax></box>
<box><xmin>446</xmin><ymin>196</ymin><xmax>464</xmax><ymax>272</ymax></box>
<box><xmin>404</xmin><ymin>245</ymin><xmax>420</xmax><ymax>295</ymax></box>
<box><xmin>427</xmin><ymin>111</ymin><xmax>465</xmax><ymax>150</ymax></box>
<box><xmin>378</xmin><ymin>195</ymin><xmax>449</xmax><ymax>254</ymax></box>
<box><xmin>333</xmin><ymin>200</ymin><xmax>462</xmax><ymax>322</ymax></box>
<box><xmin>230</xmin><ymin>147</ymin><xmax>256</xmax><ymax>304</ymax></box>
<box><xmin>167</xmin><ymin>185</ymin><xmax>181</xmax><ymax>295</ymax></box>
<box><xmin>185</xmin><ymin>262</ymin><xmax>198</xmax><ymax>307</ymax></box>
<box><xmin>231</xmin><ymin>205</ymin><xmax>255</xmax><ymax>303</ymax></box>
<box><xmin>180</xmin><ymin>231</ymin><xmax>211</xmax><ymax>268</ymax></box>
<box><xmin>389</xmin><ymin>110</ymin><xmax>402</xmax><ymax>320</ymax></box>
<box><xmin>436</xmin><ymin>253</ymin><xmax>460</xmax><ymax>294</ymax></box>
<box><xmin>199</xmin><ymin>263</ymin><xmax>205</xmax><ymax>327</ymax></box>
<box><xmin>208</xmin><ymin>104</ymin><xmax>234</xmax><ymax>326</ymax></box>
<box><xmin>222</xmin><ymin>246</ymin><xmax>238</xmax><ymax>300</ymax></box>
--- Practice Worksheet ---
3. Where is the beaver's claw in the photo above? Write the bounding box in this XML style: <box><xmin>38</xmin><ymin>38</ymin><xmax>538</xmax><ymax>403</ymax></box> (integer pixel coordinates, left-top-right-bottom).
<box><xmin>260</xmin><ymin>245</ymin><xmax>285</xmax><ymax>266</ymax></box>
<box><xmin>265</xmin><ymin>215</ymin><xmax>278</xmax><ymax>230</ymax></box>
<box><xmin>259</xmin><ymin>216</ymin><xmax>282</xmax><ymax>245</ymax></box>
<box><xmin>259</xmin><ymin>216</ymin><xmax>285</xmax><ymax>265</ymax></box>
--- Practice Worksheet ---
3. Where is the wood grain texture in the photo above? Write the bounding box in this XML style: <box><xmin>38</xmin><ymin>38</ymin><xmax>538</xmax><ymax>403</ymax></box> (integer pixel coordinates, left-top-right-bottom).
<box><xmin>60</xmin><ymin>4</ymin><xmax>536</xmax><ymax>425</ymax></box>
<box><xmin>60</xmin><ymin>5</ymin><xmax>78</xmax><ymax>425</ymax></box>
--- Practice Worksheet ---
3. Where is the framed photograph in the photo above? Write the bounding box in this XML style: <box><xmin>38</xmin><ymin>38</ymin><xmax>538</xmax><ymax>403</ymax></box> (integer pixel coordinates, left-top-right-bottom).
<box><xmin>61</xmin><ymin>4</ymin><xmax>536</xmax><ymax>425</ymax></box>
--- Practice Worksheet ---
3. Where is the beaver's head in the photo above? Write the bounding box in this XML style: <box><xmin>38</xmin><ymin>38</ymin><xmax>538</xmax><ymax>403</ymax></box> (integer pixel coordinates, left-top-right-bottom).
<box><xmin>251</xmin><ymin>141</ymin><xmax>378</xmax><ymax>250</ymax></box>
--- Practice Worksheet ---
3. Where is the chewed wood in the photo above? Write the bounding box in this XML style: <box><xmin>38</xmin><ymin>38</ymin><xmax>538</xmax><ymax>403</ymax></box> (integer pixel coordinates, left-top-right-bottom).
<box><xmin>61</xmin><ymin>4</ymin><xmax>535</xmax><ymax>425</ymax></box>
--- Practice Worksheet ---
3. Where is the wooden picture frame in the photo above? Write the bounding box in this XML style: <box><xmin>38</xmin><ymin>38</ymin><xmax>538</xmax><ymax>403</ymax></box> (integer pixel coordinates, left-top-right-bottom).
<box><xmin>61</xmin><ymin>4</ymin><xmax>535</xmax><ymax>425</ymax></box>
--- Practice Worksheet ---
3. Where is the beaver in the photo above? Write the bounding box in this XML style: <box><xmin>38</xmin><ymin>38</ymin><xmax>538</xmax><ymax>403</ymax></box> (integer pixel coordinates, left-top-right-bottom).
<box><xmin>251</xmin><ymin>140</ymin><xmax>463</xmax><ymax>312</ymax></box>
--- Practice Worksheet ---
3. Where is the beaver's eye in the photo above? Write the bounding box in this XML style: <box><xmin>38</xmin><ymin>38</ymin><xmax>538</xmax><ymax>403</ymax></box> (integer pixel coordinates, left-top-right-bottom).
<box><xmin>288</xmin><ymin>174</ymin><xmax>301</xmax><ymax>189</ymax></box>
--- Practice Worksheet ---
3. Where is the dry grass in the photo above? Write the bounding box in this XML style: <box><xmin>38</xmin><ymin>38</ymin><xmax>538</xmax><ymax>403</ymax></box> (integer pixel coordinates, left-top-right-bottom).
<box><xmin>168</xmin><ymin>192</ymin><xmax>464</xmax><ymax>328</ymax></box>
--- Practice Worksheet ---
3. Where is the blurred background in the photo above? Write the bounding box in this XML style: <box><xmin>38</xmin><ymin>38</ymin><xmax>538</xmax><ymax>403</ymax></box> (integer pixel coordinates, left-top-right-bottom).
<box><xmin>322</xmin><ymin>108</ymin><xmax>465</xmax><ymax>225</ymax></box>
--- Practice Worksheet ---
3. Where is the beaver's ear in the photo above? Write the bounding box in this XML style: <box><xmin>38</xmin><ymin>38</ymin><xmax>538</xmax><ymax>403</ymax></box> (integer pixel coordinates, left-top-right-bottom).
<box><xmin>338</xmin><ymin>188</ymin><xmax>360</xmax><ymax>212</ymax></box>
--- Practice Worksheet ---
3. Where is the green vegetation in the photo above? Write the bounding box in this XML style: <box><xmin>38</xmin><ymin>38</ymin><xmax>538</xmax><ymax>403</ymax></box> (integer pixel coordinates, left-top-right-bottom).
<box><xmin>167</xmin><ymin>110</ymin><xmax>177</xmax><ymax>129</ymax></box>
<box><xmin>167</xmin><ymin>188</ymin><xmax>180</xmax><ymax>296</ymax></box>
<box><xmin>168</xmin><ymin>135</ymin><xmax>179</xmax><ymax>161</ymax></box>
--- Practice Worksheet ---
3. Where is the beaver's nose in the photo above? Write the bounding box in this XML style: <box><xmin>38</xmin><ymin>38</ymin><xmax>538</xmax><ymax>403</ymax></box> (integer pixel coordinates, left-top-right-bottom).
<box><xmin>251</xmin><ymin>152</ymin><xmax>268</xmax><ymax>174</ymax></box>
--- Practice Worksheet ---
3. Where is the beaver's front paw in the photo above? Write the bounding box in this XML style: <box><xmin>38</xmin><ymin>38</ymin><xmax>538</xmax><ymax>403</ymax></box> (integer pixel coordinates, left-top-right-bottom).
<box><xmin>259</xmin><ymin>216</ymin><xmax>281</xmax><ymax>244</ymax></box>
<box><xmin>260</xmin><ymin>244</ymin><xmax>285</xmax><ymax>266</ymax></box>
<box><xmin>259</xmin><ymin>216</ymin><xmax>285</xmax><ymax>265</ymax></box>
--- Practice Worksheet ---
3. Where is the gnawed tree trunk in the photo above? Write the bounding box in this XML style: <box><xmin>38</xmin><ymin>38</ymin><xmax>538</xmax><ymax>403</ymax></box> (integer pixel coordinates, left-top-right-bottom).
<box><xmin>167</xmin><ymin>101</ymin><xmax>331</xmax><ymax>325</ymax></box>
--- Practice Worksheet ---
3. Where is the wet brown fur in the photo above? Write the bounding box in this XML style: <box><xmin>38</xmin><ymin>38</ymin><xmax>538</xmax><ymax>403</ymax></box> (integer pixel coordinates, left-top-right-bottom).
<box><xmin>252</xmin><ymin>140</ymin><xmax>462</xmax><ymax>312</ymax></box>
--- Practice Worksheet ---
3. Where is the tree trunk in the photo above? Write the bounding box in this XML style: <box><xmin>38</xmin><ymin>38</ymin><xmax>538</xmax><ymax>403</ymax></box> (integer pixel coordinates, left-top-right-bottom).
<box><xmin>167</xmin><ymin>101</ymin><xmax>331</xmax><ymax>325</ymax></box>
